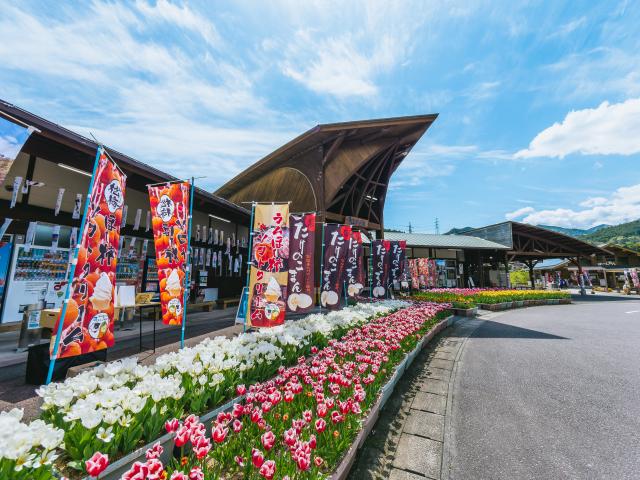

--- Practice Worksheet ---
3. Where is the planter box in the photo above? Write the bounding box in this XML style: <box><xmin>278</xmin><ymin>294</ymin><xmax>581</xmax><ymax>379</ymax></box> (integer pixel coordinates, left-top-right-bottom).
<box><xmin>515</xmin><ymin>301</ymin><xmax>524</xmax><ymax>308</ymax></box>
<box><xmin>452</xmin><ymin>307</ymin><xmax>477</xmax><ymax>317</ymax></box>
<box><xmin>330</xmin><ymin>315</ymin><xmax>453</xmax><ymax>480</ymax></box>
<box><xmin>559</xmin><ymin>297</ymin><xmax>572</xmax><ymax>304</ymax></box>
<box><xmin>90</xmin><ymin>315</ymin><xmax>454</xmax><ymax>480</ymax></box>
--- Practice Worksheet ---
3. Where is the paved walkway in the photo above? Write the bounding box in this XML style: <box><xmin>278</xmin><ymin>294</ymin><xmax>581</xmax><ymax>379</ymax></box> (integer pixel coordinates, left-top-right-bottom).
<box><xmin>349</xmin><ymin>316</ymin><xmax>485</xmax><ymax>480</ymax></box>
<box><xmin>352</xmin><ymin>294</ymin><xmax>640</xmax><ymax>480</ymax></box>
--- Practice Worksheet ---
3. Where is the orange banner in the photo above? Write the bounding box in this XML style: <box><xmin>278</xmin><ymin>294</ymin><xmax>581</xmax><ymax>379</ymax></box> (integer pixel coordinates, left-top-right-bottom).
<box><xmin>247</xmin><ymin>203</ymin><xmax>289</xmax><ymax>328</ymax></box>
<box><xmin>50</xmin><ymin>151</ymin><xmax>126</xmax><ymax>358</ymax></box>
<box><xmin>148</xmin><ymin>181</ymin><xmax>190</xmax><ymax>325</ymax></box>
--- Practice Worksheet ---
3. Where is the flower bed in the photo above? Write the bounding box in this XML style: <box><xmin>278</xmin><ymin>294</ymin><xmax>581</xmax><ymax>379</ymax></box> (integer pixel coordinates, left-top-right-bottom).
<box><xmin>1</xmin><ymin>301</ymin><xmax>409</xmax><ymax>479</ymax></box>
<box><xmin>84</xmin><ymin>302</ymin><xmax>451</xmax><ymax>480</ymax></box>
<box><xmin>412</xmin><ymin>288</ymin><xmax>570</xmax><ymax>307</ymax></box>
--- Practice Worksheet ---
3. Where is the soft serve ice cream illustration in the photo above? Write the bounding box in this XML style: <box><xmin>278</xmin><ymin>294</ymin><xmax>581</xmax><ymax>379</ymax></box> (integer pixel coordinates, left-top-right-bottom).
<box><xmin>165</xmin><ymin>268</ymin><xmax>182</xmax><ymax>297</ymax></box>
<box><xmin>89</xmin><ymin>272</ymin><xmax>113</xmax><ymax>310</ymax></box>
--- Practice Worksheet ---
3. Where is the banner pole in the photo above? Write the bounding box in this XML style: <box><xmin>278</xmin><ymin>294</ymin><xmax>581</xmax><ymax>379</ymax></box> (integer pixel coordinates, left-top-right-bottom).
<box><xmin>369</xmin><ymin>245</ymin><xmax>373</xmax><ymax>299</ymax></box>
<box><xmin>243</xmin><ymin>202</ymin><xmax>256</xmax><ymax>333</ymax></box>
<box><xmin>46</xmin><ymin>146</ymin><xmax>102</xmax><ymax>385</ymax></box>
<box><xmin>180</xmin><ymin>177</ymin><xmax>195</xmax><ymax>349</ymax></box>
<box><xmin>318</xmin><ymin>223</ymin><xmax>326</xmax><ymax>311</ymax></box>
<box><xmin>343</xmin><ymin>281</ymin><xmax>348</xmax><ymax>308</ymax></box>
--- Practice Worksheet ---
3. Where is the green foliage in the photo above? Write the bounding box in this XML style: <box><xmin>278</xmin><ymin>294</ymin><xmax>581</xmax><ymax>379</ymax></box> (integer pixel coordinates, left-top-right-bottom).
<box><xmin>510</xmin><ymin>269</ymin><xmax>530</xmax><ymax>285</ymax></box>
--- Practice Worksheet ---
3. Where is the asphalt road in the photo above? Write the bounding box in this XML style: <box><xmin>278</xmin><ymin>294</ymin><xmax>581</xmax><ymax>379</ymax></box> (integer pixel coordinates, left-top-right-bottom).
<box><xmin>448</xmin><ymin>295</ymin><xmax>640</xmax><ymax>480</ymax></box>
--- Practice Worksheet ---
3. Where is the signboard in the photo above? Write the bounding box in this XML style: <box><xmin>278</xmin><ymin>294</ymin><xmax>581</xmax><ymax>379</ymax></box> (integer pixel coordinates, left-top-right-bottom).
<box><xmin>0</xmin><ymin>115</ymin><xmax>34</xmax><ymax>185</ymax></box>
<box><xmin>286</xmin><ymin>213</ymin><xmax>315</xmax><ymax>312</ymax></box>
<box><xmin>389</xmin><ymin>240</ymin><xmax>406</xmax><ymax>285</ymax></box>
<box><xmin>50</xmin><ymin>151</ymin><xmax>126</xmax><ymax>359</ymax></box>
<box><xmin>148</xmin><ymin>181</ymin><xmax>191</xmax><ymax>325</ymax></box>
<box><xmin>247</xmin><ymin>203</ymin><xmax>289</xmax><ymax>327</ymax></box>
<box><xmin>321</xmin><ymin>224</ymin><xmax>349</xmax><ymax>308</ymax></box>
<box><xmin>371</xmin><ymin>239</ymin><xmax>390</xmax><ymax>298</ymax></box>
<box><xmin>235</xmin><ymin>286</ymin><xmax>248</xmax><ymax>324</ymax></box>
<box><xmin>345</xmin><ymin>230</ymin><xmax>364</xmax><ymax>297</ymax></box>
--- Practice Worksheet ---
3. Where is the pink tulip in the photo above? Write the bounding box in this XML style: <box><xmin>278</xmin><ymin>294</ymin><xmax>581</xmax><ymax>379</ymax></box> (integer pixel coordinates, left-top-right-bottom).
<box><xmin>165</xmin><ymin>419</ymin><xmax>180</xmax><ymax>433</ymax></box>
<box><xmin>170</xmin><ymin>472</ymin><xmax>188</xmax><ymax>480</ymax></box>
<box><xmin>145</xmin><ymin>459</ymin><xmax>164</xmax><ymax>480</ymax></box>
<box><xmin>122</xmin><ymin>462</ymin><xmax>148</xmax><ymax>480</ymax></box>
<box><xmin>315</xmin><ymin>418</ymin><xmax>327</xmax><ymax>433</ymax></box>
<box><xmin>174</xmin><ymin>426</ymin><xmax>190</xmax><ymax>447</ymax></box>
<box><xmin>259</xmin><ymin>459</ymin><xmax>276</xmax><ymax>480</ymax></box>
<box><xmin>212</xmin><ymin>424</ymin><xmax>228</xmax><ymax>443</ymax></box>
<box><xmin>145</xmin><ymin>442</ymin><xmax>164</xmax><ymax>460</ymax></box>
<box><xmin>189</xmin><ymin>467</ymin><xmax>204</xmax><ymax>480</ymax></box>
<box><xmin>261</xmin><ymin>430</ymin><xmax>276</xmax><ymax>451</ymax></box>
<box><xmin>236</xmin><ymin>384</ymin><xmax>247</xmax><ymax>395</ymax></box>
<box><xmin>252</xmin><ymin>448</ymin><xmax>265</xmax><ymax>468</ymax></box>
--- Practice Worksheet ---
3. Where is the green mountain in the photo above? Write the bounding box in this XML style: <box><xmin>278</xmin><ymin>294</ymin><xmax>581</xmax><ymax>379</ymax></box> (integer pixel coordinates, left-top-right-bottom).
<box><xmin>445</xmin><ymin>227</ymin><xmax>474</xmax><ymax>235</ymax></box>
<box><xmin>581</xmin><ymin>219</ymin><xmax>640</xmax><ymax>249</ymax></box>
<box><xmin>537</xmin><ymin>224</ymin><xmax>610</xmax><ymax>237</ymax></box>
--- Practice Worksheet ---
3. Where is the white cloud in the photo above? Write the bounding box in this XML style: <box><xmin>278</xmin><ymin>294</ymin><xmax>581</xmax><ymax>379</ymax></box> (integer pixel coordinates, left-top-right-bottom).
<box><xmin>134</xmin><ymin>0</ymin><xmax>221</xmax><ymax>47</ymax></box>
<box><xmin>278</xmin><ymin>1</ymin><xmax>430</xmax><ymax>97</ymax></box>
<box><xmin>547</xmin><ymin>16</ymin><xmax>586</xmax><ymax>39</ymax></box>
<box><xmin>505</xmin><ymin>206</ymin><xmax>534</xmax><ymax>220</ymax></box>
<box><xmin>519</xmin><ymin>183</ymin><xmax>640</xmax><ymax>228</ymax></box>
<box><xmin>515</xmin><ymin>98</ymin><xmax>640</xmax><ymax>159</ymax></box>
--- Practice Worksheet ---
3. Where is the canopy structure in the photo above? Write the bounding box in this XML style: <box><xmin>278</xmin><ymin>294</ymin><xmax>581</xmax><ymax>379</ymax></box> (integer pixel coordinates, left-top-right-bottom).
<box><xmin>464</xmin><ymin>221</ymin><xmax>610</xmax><ymax>288</ymax></box>
<box><xmin>215</xmin><ymin>114</ymin><xmax>438</xmax><ymax>237</ymax></box>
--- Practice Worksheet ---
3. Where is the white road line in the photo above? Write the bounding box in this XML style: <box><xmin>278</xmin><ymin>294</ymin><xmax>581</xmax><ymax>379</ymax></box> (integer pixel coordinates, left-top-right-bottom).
<box><xmin>625</xmin><ymin>310</ymin><xmax>640</xmax><ymax>314</ymax></box>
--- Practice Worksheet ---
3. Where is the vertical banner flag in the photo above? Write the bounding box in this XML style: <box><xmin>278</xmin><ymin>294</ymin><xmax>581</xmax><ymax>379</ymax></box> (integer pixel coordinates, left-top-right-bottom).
<box><xmin>247</xmin><ymin>203</ymin><xmax>289</xmax><ymax>327</ymax></box>
<box><xmin>371</xmin><ymin>239</ymin><xmax>390</xmax><ymax>297</ymax></box>
<box><xmin>286</xmin><ymin>213</ymin><xmax>315</xmax><ymax>312</ymax></box>
<box><xmin>389</xmin><ymin>240</ymin><xmax>406</xmax><ymax>285</ymax></box>
<box><xmin>409</xmin><ymin>259</ymin><xmax>420</xmax><ymax>289</ymax></box>
<box><xmin>50</xmin><ymin>150</ymin><xmax>126</xmax><ymax>359</ymax></box>
<box><xmin>321</xmin><ymin>224</ymin><xmax>349</xmax><ymax>308</ymax></box>
<box><xmin>345</xmin><ymin>230</ymin><xmax>364</xmax><ymax>297</ymax></box>
<box><xmin>0</xmin><ymin>115</ymin><xmax>34</xmax><ymax>185</ymax></box>
<box><xmin>148</xmin><ymin>181</ymin><xmax>191</xmax><ymax>325</ymax></box>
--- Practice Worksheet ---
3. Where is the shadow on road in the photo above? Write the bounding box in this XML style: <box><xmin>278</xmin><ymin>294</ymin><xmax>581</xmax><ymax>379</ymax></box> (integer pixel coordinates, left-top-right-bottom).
<box><xmin>471</xmin><ymin>320</ymin><xmax>568</xmax><ymax>340</ymax></box>
<box><xmin>571</xmin><ymin>293</ymin><xmax>640</xmax><ymax>302</ymax></box>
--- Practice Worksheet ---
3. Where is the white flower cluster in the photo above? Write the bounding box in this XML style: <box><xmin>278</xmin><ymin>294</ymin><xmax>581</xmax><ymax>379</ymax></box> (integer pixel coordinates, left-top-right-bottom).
<box><xmin>25</xmin><ymin>300</ymin><xmax>407</xmax><ymax>461</ymax></box>
<box><xmin>0</xmin><ymin>408</ymin><xmax>64</xmax><ymax>471</ymax></box>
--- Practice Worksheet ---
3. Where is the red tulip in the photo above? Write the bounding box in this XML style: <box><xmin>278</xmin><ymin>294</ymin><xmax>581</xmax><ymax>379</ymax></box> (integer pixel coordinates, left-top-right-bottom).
<box><xmin>259</xmin><ymin>459</ymin><xmax>276</xmax><ymax>480</ymax></box>
<box><xmin>174</xmin><ymin>426</ymin><xmax>189</xmax><ymax>447</ymax></box>
<box><xmin>145</xmin><ymin>442</ymin><xmax>164</xmax><ymax>460</ymax></box>
<box><xmin>233</xmin><ymin>419</ymin><xmax>243</xmax><ymax>433</ymax></box>
<box><xmin>316</xmin><ymin>403</ymin><xmax>328</xmax><ymax>417</ymax></box>
<box><xmin>284</xmin><ymin>427</ymin><xmax>297</xmax><ymax>447</ymax></box>
<box><xmin>309</xmin><ymin>434</ymin><xmax>317</xmax><ymax>449</ymax></box>
<box><xmin>122</xmin><ymin>461</ymin><xmax>148</xmax><ymax>480</ymax></box>
<box><xmin>165</xmin><ymin>419</ymin><xmax>180</xmax><ymax>433</ymax></box>
<box><xmin>261</xmin><ymin>430</ymin><xmax>276</xmax><ymax>451</ymax></box>
<box><xmin>252</xmin><ymin>448</ymin><xmax>264</xmax><ymax>468</ymax></box>
<box><xmin>315</xmin><ymin>418</ymin><xmax>326</xmax><ymax>433</ymax></box>
<box><xmin>85</xmin><ymin>452</ymin><xmax>109</xmax><ymax>478</ymax></box>
<box><xmin>189</xmin><ymin>466</ymin><xmax>204</xmax><ymax>480</ymax></box>
<box><xmin>145</xmin><ymin>459</ymin><xmax>164</xmax><ymax>480</ymax></box>
<box><xmin>212</xmin><ymin>424</ymin><xmax>228</xmax><ymax>443</ymax></box>
<box><xmin>236</xmin><ymin>384</ymin><xmax>247</xmax><ymax>395</ymax></box>
<box><xmin>170</xmin><ymin>472</ymin><xmax>187</xmax><ymax>480</ymax></box>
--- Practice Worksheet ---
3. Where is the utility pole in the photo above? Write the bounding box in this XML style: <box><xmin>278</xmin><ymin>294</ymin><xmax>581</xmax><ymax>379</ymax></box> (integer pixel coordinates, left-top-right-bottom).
<box><xmin>408</xmin><ymin>221</ymin><xmax>413</xmax><ymax>234</ymax></box>
<box><xmin>434</xmin><ymin>217</ymin><xmax>440</xmax><ymax>235</ymax></box>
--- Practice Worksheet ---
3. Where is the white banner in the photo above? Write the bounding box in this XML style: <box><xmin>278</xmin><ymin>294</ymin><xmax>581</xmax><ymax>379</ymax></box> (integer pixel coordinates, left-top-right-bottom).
<box><xmin>54</xmin><ymin>187</ymin><xmax>65</xmax><ymax>216</ymax></box>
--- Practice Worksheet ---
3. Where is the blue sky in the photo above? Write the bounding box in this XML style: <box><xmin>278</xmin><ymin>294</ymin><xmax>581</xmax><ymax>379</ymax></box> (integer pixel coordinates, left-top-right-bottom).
<box><xmin>1</xmin><ymin>1</ymin><xmax>639</xmax><ymax>232</ymax></box>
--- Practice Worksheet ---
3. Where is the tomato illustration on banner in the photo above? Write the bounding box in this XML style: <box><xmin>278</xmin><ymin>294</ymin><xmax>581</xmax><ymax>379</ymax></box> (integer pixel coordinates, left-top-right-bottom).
<box><xmin>50</xmin><ymin>150</ymin><xmax>126</xmax><ymax>359</ymax></box>
<box><xmin>321</xmin><ymin>224</ymin><xmax>349</xmax><ymax>308</ymax></box>
<box><xmin>247</xmin><ymin>203</ymin><xmax>290</xmax><ymax>327</ymax></box>
<box><xmin>148</xmin><ymin>181</ymin><xmax>190</xmax><ymax>325</ymax></box>
<box><xmin>371</xmin><ymin>239</ymin><xmax>390</xmax><ymax>298</ymax></box>
<box><xmin>345</xmin><ymin>230</ymin><xmax>364</xmax><ymax>297</ymax></box>
<box><xmin>287</xmin><ymin>213</ymin><xmax>315</xmax><ymax>313</ymax></box>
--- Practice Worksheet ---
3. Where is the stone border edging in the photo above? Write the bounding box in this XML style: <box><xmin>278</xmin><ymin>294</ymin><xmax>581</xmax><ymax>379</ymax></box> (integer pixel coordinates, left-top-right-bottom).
<box><xmin>477</xmin><ymin>297</ymin><xmax>571</xmax><ymax>311</ymax></box>
<box><xmin>329</xmin><ymin>314</ymin><xmax>456</xmax><ymax>480</ymax></box>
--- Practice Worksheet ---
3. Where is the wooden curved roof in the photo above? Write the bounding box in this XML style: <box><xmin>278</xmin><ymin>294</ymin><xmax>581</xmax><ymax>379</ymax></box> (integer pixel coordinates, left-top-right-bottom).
<box><xmin>215</xmin><ymin>115</ymin><xmax>438</xmax><ymax>230</ymax></box>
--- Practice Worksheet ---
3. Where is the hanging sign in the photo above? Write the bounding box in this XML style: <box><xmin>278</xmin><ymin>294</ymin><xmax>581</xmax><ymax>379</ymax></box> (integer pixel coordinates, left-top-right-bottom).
<box><xmin>409</xmin><ymin>259</ymin><xmax>420</xmax><ymax>289</ymax></box>
<box><xmin>345</xmin><ymin>230</ymin><xmax>364</xmax><ymax>297</ymax></box>
<box><xmin>0</xmin><ymin>116</ymin><xmax>34</xmax><ymax>185</ymax></box>
<box><xmin>321</xmin><ymin>224</ymin><xmax>349</xmax><ymax>308</ymax></box>
<box><xmin>10</xmin><ymin>176</ymin><xmax>22</xmax><ymax>208</ymax></box>
<box><xmin>145</xmin><ymin>210</ymin><xmax>151</xmax><ymax>232</ymax></box>
<box><xmin>133</xmin><ymin>208</ymin><xmax>142</xmax><ymax>230</ymax></box>
<box><xmin>371</xmin><ymin>239</ymin><xmax>390</xmax><ymax>297</ymax></box>
<box><xmin>148</xmin><ymin>181</ymin><xmax>191</xmax><ymax>326</ymax></box>
<box><xmin>389</xmin><ymin>240</ymin><xmax>406</xmax><ymax>285</ymax></box>
<box><xmin>286</xmin><ymin>213</ymin><xmax>315</xmax><ymax>312</ymax></box>
<box><xmin>50</xmin><ymin>150</ymin><xmax>126</xmax><ymax>359</ymax></box>
<box><xmin>54</xmin><ymin>188</ymin><xmax>65</xmax><ymax>216</ymax></box>
<box><xmin>247</xmin><ymin>203</ymin><xmax>289</xmax><ymax>327</ymax></box>
<box><xmin>72</xmin><ymin>194</ymin><xmax>83</xmax><ymax>219</ymax></box>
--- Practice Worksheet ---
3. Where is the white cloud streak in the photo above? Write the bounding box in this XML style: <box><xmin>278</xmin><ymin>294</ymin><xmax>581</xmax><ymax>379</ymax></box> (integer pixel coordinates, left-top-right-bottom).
<box><xmin>515</xmin><ymin>98</ymin><xmax>640</xmax><ymax>159</ymax></box>
<box><xmin>514</xmin><ymin>183</ymin><xmax>640</xmax><ymax>228</ymax></box>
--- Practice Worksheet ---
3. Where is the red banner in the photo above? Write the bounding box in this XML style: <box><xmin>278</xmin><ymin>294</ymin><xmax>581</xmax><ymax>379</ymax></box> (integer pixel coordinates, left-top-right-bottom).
<box><xmin>371</xmin><ymin>239</ymin><xmax>390</xmax><ymax>298</ymax></box>
<box><xmin>247</xmin><ymin>203</ymin><xmax>290</xmax><ymax>327</ymax></box>
<box><xmin>345</xmin><ymin>230</ymin><xmax>364</xmax><ymax>297</ymax></box>
<box><xmin>409</xmin><ymin>259</ymin><xmax>420</xmax><ymax>289</ymax></box>
<box><xmin>148</xmin><ymin>181</ymin><xmax>190</xmax><ymax>325</ymax></box>
<box><xmin>50</xmin><ymin>150</ymin><xmax>126</xmax><ymax>358</ymax></box>
<box><xmin>321</xmin><ymin>224</ymin><xmax>349</xmax><ymax>308</ymax></box>
<box><xmin>287</xmin><ymin>213</ymin><xmax>315</xmax><ymax>313</ymax></box>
